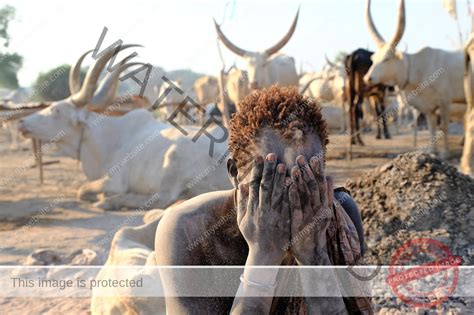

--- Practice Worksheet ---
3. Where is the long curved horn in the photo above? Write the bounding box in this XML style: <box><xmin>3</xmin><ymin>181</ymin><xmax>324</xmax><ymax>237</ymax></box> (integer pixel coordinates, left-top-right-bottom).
<box><xmin>69</xmin><ymin>50</ymin><xmax>93</xmax><ymax>95</ymax></box>
<box><xmin>214</xmin><ymin>19</ymin><xmax>250</xmax><ymax>57</ymax></box>
<box><xmin>325</xmin><ymin>55</ymin><xmax>337</xmax><ymax>68</ymax></box>
<box><xmin>71</xmin><ymin>44</ymin><xmax>141</xmax><ymax>107</ymax></box>
<box><xmin>265</xmin><ymin>9</ymin><xmax>299</xmax><ymax>56</ymax></box>
<box><xmin>90</xmin><ymin>62</ymin><xmax>146</xmax><ymax>108</ymax></box>
<box><xmin>365</xmin><ymin>0</ymin><xmax>386</xmax><ymax>48</ymax></box>
<box><xmin>300</xmin><ymin>76</ymin><xmax>323</xmax><ymax>94</ymax></box>
<box><xmin>388</xmin><ymin>0</ymin><xmax>406</xmax><ymax>49</ymax></box>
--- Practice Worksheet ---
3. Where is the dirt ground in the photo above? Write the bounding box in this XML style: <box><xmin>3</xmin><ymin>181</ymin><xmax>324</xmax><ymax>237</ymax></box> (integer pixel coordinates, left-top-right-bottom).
<box><xmin>0</xmin><ymin>124</ymin><xmax>465</xmax><ymax>314</ymax></box>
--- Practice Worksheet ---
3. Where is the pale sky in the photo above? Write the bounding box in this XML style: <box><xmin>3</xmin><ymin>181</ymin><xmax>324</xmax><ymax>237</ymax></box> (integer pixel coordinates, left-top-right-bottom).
<box><xmin>2</xmin><ymin>0</ymin><xmax>473</xmax><ymax>86</ymax></box>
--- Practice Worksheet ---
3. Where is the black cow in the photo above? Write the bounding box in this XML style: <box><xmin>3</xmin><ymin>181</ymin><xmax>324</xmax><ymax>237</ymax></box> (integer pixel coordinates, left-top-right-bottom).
<box><xmin>344</xmin><ymin>48</ymin><xmax>391</xmax><ymax>145</ymax></box>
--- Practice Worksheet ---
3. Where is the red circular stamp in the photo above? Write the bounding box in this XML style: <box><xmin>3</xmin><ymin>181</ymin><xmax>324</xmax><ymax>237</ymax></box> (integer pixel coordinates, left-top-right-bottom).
<box><xmin>386</xmin><ymin>238</ymin><xmax>463</xmax><ymax>308</ymax></box>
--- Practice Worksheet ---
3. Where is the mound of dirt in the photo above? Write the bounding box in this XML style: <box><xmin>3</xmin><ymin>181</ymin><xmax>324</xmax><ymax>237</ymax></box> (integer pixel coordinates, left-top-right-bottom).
<box><xmin>346</xmin><ymin>152</ymin><xmax>474</xmax><ymax>265</ymax></box>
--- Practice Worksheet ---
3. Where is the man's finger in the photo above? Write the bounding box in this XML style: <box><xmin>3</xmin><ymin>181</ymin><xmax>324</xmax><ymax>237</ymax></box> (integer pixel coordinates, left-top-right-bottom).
<box><xmin>326</xmin><ymin>176</ymin><xmax>334</xmax><ymax>208</ymax></box>
<box><xmin>271</xmin><ymin>163</ymin><xmax>286</xmax><ymax>211</ymax></box>
<box><xmin>247</xmin><ymin>156</ymin><xmax>264</xmax><ymax>215</ymax></box>
<box><xmin>281</xmin><ymin>184</ymin><xmax>291</xmax><ymax>245</ymax></box>
<box><xmin>297</xmin><ymin>155</ymin><xmax>319</xmax><ymax>209</ymax></box>
<box><xmin>289</xmin><ymin>180</ymin><xmax>303</xmax><ymax>236</ymax></box>
<box><xmin>259</xmin><ymin>153</ymin><xmax>277</xmax><ymax>212</ymax></box>
<box><xmin>320</xmin><ymin>174</ymin><xmax>329</xmax><ymax>210</ymax></box>
<box><xmin>293</xmin><ymin>160</ymin><xmax>313</xmax><ymax>222</ymax></box>
<box><xmin>236</xmin><ymin>183</ymin><xmax>248</xmax><ymax>225</ymax></box>
<box><xmin>311</xmin><ymin>156</ymin><xmax>327</xmax><ymax>209</ymax></box>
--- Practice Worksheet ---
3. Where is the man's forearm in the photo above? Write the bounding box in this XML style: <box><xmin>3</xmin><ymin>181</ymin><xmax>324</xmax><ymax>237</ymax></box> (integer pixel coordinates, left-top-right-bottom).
<box><xmin>297</xmin><ymin>241</ymin><xmax>348</xmax><ymax>314</ymax></box>
<box><xmin>230</xmin><ymin>250</ymin><xmax>281</xmax><ymax>315</ymax></box>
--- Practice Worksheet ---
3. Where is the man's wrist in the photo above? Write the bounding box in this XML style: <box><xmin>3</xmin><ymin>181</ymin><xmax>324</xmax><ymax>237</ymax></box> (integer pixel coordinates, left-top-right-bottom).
<box><xmin>296</xmin><ymin>246</ymin><xmax>331</xmax><ymax>265</ymax></box>
<box><xmin>242</xmin><ymin>249</ymin><xmax>282</xmax><ymax>288</ymax></box>
<box><xmin>246</xmin><ymin>248</ymin><xmax>284</xmax><ymax>265</ymax></box>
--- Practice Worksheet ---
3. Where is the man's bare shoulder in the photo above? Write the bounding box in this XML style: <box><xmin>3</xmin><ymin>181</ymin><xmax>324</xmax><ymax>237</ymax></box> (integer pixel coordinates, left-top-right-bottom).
<box><xmin>155</xmin><ymin>189</ymin><xmax>236</xmax><ymax>265</ymax></box>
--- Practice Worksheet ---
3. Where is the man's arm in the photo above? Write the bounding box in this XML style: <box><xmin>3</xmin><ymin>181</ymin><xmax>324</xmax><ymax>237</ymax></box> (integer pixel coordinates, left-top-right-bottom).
<box><xmin>154</xmin><ymin>197</ymin><xmax>234</xmax><ymax>314</ymax></box>
<box><xmin>230</xmin><ymin>154</ymin><xmax>291</xmax><ymax>314</ymax></box>
<box><xmin>289</xmin><ymin>155</ymin><xmax>348</xmax><ymax>315</ymax></box>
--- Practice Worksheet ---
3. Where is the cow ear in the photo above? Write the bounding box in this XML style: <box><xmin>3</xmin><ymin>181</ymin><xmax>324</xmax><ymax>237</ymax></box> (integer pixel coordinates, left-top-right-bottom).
<box><xmin>227</xmin><ymin>158</ymin><xmax>239</xmax><ymax>188</ymax></box>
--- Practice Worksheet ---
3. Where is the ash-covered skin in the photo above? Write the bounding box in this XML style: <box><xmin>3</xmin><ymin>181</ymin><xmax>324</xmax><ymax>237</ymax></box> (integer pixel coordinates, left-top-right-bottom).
<box><xmin>154</xmin><ymin>86</ymin><xmax>362</xmax><ymax>314</ymax></box>
<box><xmin>236</xmin><ymin>127</ymin><xmax>325</xmax><ymax>184</ymax></box>
<box><xmin>155</xmin><ymin>126</ymin><xmax>353</xmax><ymax>314</ymax></box>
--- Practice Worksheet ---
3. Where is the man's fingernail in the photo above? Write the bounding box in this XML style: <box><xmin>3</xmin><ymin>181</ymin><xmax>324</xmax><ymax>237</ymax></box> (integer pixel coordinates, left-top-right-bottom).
<box><xmin>266</xmin><ymin>153</ymin><xmax>276</xmax><ymax>162</ymax></box>
<box><xmin>296</xmin><ymin>155</ymin><xmax>306</xmax><ymax>166</ymax></box>
<box><xmin>277</xmin><ymin>163</ymin><xmax>286</xmax><ymax>173</ymax></box>
<box><xmin>291</xmin><ymin>166</ymin><xmax>300</xmax><ymax>177</ymax></box>
<box><xmin>310</xmin><ymin>156</ymin><xmax>319</xmax><ymax>164</ymax></box>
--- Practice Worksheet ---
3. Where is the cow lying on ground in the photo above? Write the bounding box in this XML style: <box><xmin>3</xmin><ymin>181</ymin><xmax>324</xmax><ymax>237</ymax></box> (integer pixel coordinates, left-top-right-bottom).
<box><xmin>18</xmin><ymin>45</ymin><xmax>231</xmax><ymax>210</ymax></box>
<box><xmin>92</xmin><ymin>87</ymin><xmax>370</xmax><ymax>314</ymax></box>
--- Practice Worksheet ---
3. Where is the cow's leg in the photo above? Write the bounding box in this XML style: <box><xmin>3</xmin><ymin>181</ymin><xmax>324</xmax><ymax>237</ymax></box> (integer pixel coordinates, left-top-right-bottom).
<box><xmin>380</xmin><ymin>100</ymin><xmax>391</xmax><ymax>139</ymax></box>
<box><xmin>341</xmin><ymin>101</ymin><xmax>348</xmax><ymax>133</ymax></box>
<box><xmin>439</xmin><ymin>105</ymin><xmax>450</xmax><ymax>159</ymax></box>
<box><xmin>350</xmin><ymin>98</ymin><xmax>357</xmax><ymax>145</ymax></box>
<box><xmin>461</xmin><ymin>108</ymin><xmax>474</xmax><ymax>175</ymax></box>
<box><xmin>355</xmin><ymin>99</ymin><xmax>365</xmax><ymax>145</ymax></box>
<box><xmin>94</xmin><ymin>193</ymin><xmax>159</xmax><ymax>211</ymax></box>
<box><xmin>370</xmin><ymin>96</ymin><xmax>382</xmax><ymax>139</ymax></box>
<box><xmin>426</xmin><ymin>112</ymin><xmax>439</xmax><ymax>155</ymax></box>
<box><xmin>77</xmin><ymin>178</ymin><xmax>106</xmax><ymax>202</ymax></box>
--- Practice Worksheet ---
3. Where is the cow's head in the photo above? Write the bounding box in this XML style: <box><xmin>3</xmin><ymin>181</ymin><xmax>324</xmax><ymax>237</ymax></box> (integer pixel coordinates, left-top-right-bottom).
<box><xmin>18</xmin><ymin>45</ymin><xmax>142</xmax><ymax>156</ymax></box>
<box><xmin>214</xmin><ymin>10</ymin><xmax>298</xmax><ymax>90</ymax></box>
<box><xmin>364</xmin><ymin>0</ymin><xmax>407</xmax><ymax>87</ymax></box>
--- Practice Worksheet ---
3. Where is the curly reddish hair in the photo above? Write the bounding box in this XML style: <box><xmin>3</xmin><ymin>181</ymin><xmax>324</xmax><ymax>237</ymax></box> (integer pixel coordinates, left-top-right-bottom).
<box><xmin>229</xmin><ymin>85</ymin><xmax>329</xmax><ymax>168</ymax></box>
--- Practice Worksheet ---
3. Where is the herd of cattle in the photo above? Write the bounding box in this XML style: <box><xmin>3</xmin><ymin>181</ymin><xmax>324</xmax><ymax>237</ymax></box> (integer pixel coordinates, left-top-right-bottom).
<box><xmin>1</xmin><ymin>0</ymin><xmax>473</xmax><ymax>213</ymax></box>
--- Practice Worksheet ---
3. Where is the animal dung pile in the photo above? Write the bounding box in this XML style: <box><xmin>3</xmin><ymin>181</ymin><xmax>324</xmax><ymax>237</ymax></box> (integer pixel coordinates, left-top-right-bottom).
<box><xmin>346</xmin><ymin>152</ymin><xmax>474</xmax><ymax>313</ymax></box>
<box><xmin>346</xmin><ymin>152</ymin><xmax>474</xmax><ymax>265</ymax></box>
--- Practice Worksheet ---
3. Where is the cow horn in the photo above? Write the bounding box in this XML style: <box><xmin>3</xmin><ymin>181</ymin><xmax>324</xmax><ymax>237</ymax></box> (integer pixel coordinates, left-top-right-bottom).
<box><xmin>69</xmin><ymin>50</ymin><xmax>93</xmax><ymax>95</ymax></box>
<box><xmin>71</xmin><ymin>44</ymin><xmax>141</xmax><ymax>107</ymax></box>
<box><xmin>365</xmin><ymin>0</ymin><xmax>386</xmax><ymax>48</ymax></box>
<box><xmin>265</xmin><ymin>9</ymin><xmax>299</xmax><ymax>56</ymax></box>
<box><xmin>90</xmin><ymin>61</ymin><xmax>146</xmax><ymax>108</ymax></box>
<box><xmin>214</xmin><ymin>19</ymin><xmax>249</xmax><ymax>57</ymax></box>
<box><xmin>300</xmin><ymin>75</ymin><xmax>323</xmax><ymax>94</ymax></box>
<box><xmin>325</xmin><ymin>55</ymin><xmax>337</xmax><ymax>68</ymax></box>
<box><xmin>388</xmin><ymin>0</ymin><xmax>406</xmax><ymax>49</ymax></box>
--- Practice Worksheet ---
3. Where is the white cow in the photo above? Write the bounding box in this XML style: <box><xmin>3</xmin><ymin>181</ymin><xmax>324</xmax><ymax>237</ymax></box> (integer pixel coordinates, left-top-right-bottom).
<box><xmin>91</xmin><ymin>212</ymin><xmax>166</xmax><ymax>314</ymax></box>
<box><xmin>18</xmin><ymin>46</ymin><xmax>232</xmax><ymax>210</ymax></box>
<box><xmin>194</xmin><ymin>75</ymin><xmax>219</xmax><ymax>105</ymax></box>
<box><xmin>155</xmin><ymin>79</ymin><xmax>199</xmax><ymax>124</ymax></box>
<box><xmin>364</xmin><ymin>0</ymin><xmax>465</xmax><ymax>158</ymax></box>
<box><xmin>222</xmin><ymin>67</ymin><xmax>250</xmax><ymax>112</ymax></box>
<box><xmin>462</xmin><ymin>32</ymin><xmax>474</xmax><ymax>176</ymax></box>
<box><xmin>214</xmin><ymin>11</ymin><xmax>299</xmax><ymax>90</ymax></box>
<box><xmin>299</xmin><ymin>61</ymin><xmax>348</xmax><ymax>131</ymax></box>
<box><xmin>300</xmin><ymin>66</ymin><xmax>346</xmax><ymax>106</ymax></box>
<box><xmin>192</xmin><ymin>75</ymin><xmax>220</xmax><ymax>124</ymax></box>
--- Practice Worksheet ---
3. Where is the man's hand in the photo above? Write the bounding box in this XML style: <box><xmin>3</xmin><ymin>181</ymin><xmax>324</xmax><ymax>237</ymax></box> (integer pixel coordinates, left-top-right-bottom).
<box><xmin>231</xmin><ymin>153</ymin><xmax>289</xmax><ymax>314</ymax></box>
<box><xmin>289</xmin><ymin>155</ymin><xmax>334</xmax><ymax>265</ymax></box>
<box><xmin>237</xmin><ymin>153</ymin><xmax>290</xmax><ymax>265</ymax></box>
